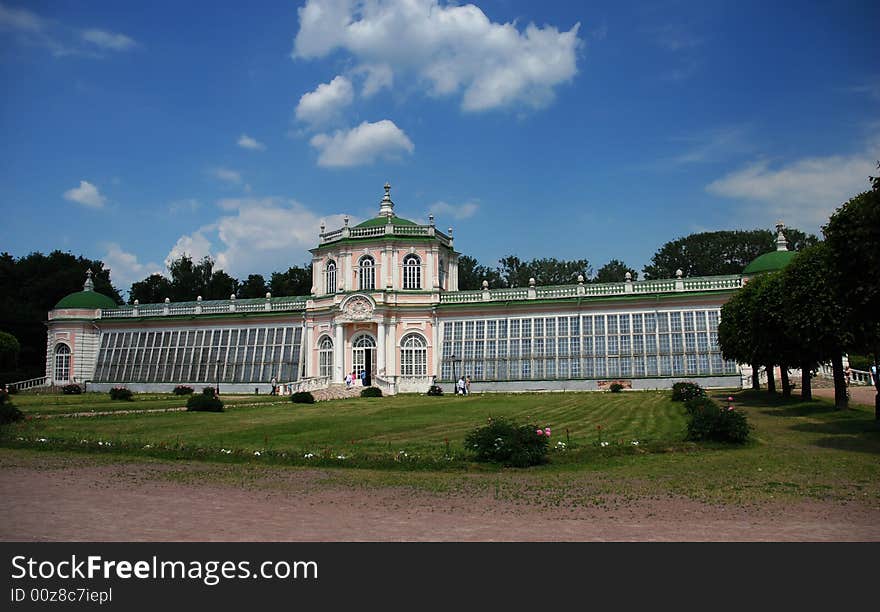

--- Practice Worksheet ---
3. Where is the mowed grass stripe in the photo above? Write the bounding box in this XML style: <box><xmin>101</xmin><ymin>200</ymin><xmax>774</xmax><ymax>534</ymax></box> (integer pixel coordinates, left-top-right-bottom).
<box><xmin>9</xmin><ymin>391</ymin><xmax>690</xmax><ymax>454</ymax></box>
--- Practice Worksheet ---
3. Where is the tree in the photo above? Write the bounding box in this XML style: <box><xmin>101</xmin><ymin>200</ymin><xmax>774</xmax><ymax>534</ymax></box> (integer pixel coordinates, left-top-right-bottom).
<box><xmin>594</xmin><ymin>259</ymin><xmax>638</xmax><ymax>283</ymax></box>
<box><xmin>823</xmin><ymin>166</ymin><xmax>880</xmax><ymax>417</ymax></box>
<box><xmin>0</xmin><ymin>250</ymin><xmax>121</xmax><ymax>379</ymax></box>
<box><xmin>129</xmin><ymin>274</ymin><xmax>173</xmax><ymax>304</ymax></box>
<box><xmin>269</xmin><ymin>264</ymin><xmax>312</xmax><ymax>297</ymax></box>
<box><xmin>238</xmin><ymin>274</ymin><xmax>268</xmax><ymax>298</ymax></box>
<box><xmin>643</xmin><ymin>228</ymin><xmax>819</xmax><ymax>279</ymax></box>
<box><xmin>0</xmin><ymin>331</ymin><xmax>20</xmax><ymax>372</ymax></box>
<box><xmin>457</xmin><ymin>255</ymin><xmax>503</xmax><ymax>290</ymax></box>
<box><xmin>718</xmin><ymin>274</ymin><xmax>766</xmax><ymax>391</ymax></box>
<box><xmin>497</xmin><ymin>255</ymin><xmax>590</xmax><ymax>287</ymax></box>
<box><xmin>781</xmin><ymin>244</ymin><xmax>852</xmax><ymax>405</ymax></box>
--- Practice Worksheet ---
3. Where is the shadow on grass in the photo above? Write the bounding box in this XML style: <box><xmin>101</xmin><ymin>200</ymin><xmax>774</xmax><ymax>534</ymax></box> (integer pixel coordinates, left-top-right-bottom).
<box><xmin>727</xmin><ymin>389</ymin><xmax>840</xmax><ymax>417</ymax></box>
<box><xmin>811</xmin><ymin>436</ymin><xmax>880</xmax><ymax>454</ymax></box>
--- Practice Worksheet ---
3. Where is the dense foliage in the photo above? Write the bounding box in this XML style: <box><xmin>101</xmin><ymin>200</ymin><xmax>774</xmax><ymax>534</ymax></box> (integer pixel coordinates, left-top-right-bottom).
<box><xmin>426</xmin><ymin>384</ymin><xmax>444</xmax><ymax>396</ymax></box>
<box><xmin>464</xmin><ymin>417</ymin><xmax>551</xmax><ymax>467</ymax></box>
<box><xmin>173</xmin><ymin>385</ymin><xmax>194</xmax><ymax>396</ymax></box>
<box><xmin>62</xmin><ymin>384</ymin><xmax>82</xmax><ymax>395</ymax></box>
<box><xmin>361</xmin><ymin>387</ymin><xmax>383</xmax><ymax>398</ymax></box>
<box><xmin>109</xmin><ymin>387</ymin><xmax>133</xmax><ymax>401</ymax></box>
<box><xmin>0</xmin><ymin>391</ymin><xmax>23</xmax><ymax>425</ymax></box>
<box><xmin>595</xmin><ymin>260</ymin><xmax>638</xmax><ymax>283</ymax></box>
<box><xmin>186</xmin><ymin>393</ymin><xmax>224</xmax><ymax>412</ymax></box>
<box><xmin>684</xmin><ymin>397</ymin><xmax>750</xmax><ymax>444</ymax></box>
<box><xmin>609</xmin><ymin>382</ymin><xmax>624</xmax><ymax>393</ymax></box>
<box><xmin>291</xmin><ymin>391</ymin><xmax>315</xmax><ymax>404</ymax></box>
<box><xmin>671</xmin><ymin>382</ymin><xmax>705</xmax><ymax>402</ymax></box>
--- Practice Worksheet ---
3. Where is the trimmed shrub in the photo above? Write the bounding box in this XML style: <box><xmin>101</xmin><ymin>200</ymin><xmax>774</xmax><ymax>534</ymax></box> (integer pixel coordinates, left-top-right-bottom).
<box><xmin>291</xmin><ymin>391</ymin><xmax>315</xmax><ymax>404</ymax></box>
<box><xmin>685</xmin><ymin>397</ymin><xmax>750</xmax><ymax>444</ymax></box>
<box><xmin>427</xmin><ymin>385</ymin><xmax>444</xmax><ymax>396</ymax></box>
<box><xmin>173</xmin><ymin>385</ymin><xmax>194</xmax><ymax>396</ymax></box>
<box><xmin>465</xmin><ymin>417</ymin><xmax>551</xmax><ymax>467</ymax></box>
<box><xmin>62</xmin><ymin>383</ymin><xmax>82</xmax><ymax>395</ymax></box>
<box><xmin>202</xmin><ymin>386</ymin><xmax>217</xmax><ymax>397</ymax></box>
<box><xmin>672</xmin><ymin>381</ymin><xmax>705</xmax><ymax>402</ymax></box>
<box><xmin>186</xmin><ymin>393</ymin><xmax>224</xmax><ymax>412</ymax></box>
<box><xmin>609</xmin><ymin>382</ymin><xmax>624</xmax><ymax>393</ymax></box>
<box><xmin>109</xmin><ymin>387</ymin><xmax>133</xmax><ymax>401</ymax></box>
<box><xmin>361</xmin><ymin>386</ymin><xmax>383</xmax><ymax>398</ymax></box>
<box><xmin>0</xmin><ymin>393</ymin><xmax>23</xmax><ymax>425</ymax></box>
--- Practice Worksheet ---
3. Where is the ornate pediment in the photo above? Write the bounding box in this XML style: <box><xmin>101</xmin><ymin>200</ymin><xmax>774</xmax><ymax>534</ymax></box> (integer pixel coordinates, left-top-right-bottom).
<box><xmin>339</xmin><ymin>294</ymin><xmax>374</xmax><ymax>322</ymax></box>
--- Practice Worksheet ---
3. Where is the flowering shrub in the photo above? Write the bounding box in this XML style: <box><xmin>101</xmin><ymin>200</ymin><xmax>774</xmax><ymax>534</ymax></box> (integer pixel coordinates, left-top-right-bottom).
<box><xmin>173</xmin><ymin>385</ymin><xmax>194</xmax><ymax>396</ymax></box>
<box><xmin>186</xmin><ymin>393</ymin><xmax>224</xmax><ymax>412</ymax></box>
<box><xmin>109</xmin><ymin>387</ymin><xmax>133</xmax><ymax>401</ymax></box>
<box><xmin>291</xmin><ymin>391</ymin><xmax>315</xmax><ymax>404</ymax></box>
<box><xmin>671</xmin><ymin>381</ymin><xmax>706</xmax><ymax>402</ymax></box>
<box><xmin>62</xmin><ymin>383</ymin><xmax>82</xmax><ymax>395</ymax></box>
<box><xmin>464</xmin><ymin>416</ymin><xmax>550</xmax><ymax>467</ymax></box>
<box><xmin>609</xmin><ymin>383</ymin><xmax>624</xmax><ymax>393</ymax></box>
<box><xmin>361</xmin><ymin>386</ymin><xmax>382</xmax><ymax>398</ymax></box>
<box><xmin>685</xmin><ymin>397</ymin><xmax>750</xmax><ymax>443</ymax></box>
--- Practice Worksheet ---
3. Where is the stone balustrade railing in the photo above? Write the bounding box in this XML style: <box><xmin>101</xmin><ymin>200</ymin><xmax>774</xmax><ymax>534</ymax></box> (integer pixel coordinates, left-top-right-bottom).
<box><xmin>99</xmin><ymin>296</ymin><xmax>307</xmax><ymax>319</ymax></box>
<box><xmin>320</xmin><ymin>223</ymin><xmax>452</xmax><ymax>246</ymax></box>
<box><xmin>438</xmin><ymin>274</ymin><xmax>742</xmax><ymax>304</ymax></box>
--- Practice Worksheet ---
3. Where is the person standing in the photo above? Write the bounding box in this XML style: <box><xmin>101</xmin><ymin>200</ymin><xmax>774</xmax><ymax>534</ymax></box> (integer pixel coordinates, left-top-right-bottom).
<box><xmin>360</xmin><ymin>368</ymin><xmax>367</xmax><ymax>387</ymax></box>
<box><xmin>465</xmin><ymin>375</ymin><xmax>471</xmax><ymax>395</ymax></box>
<box><xmin>345</xmin><ymin>371</ymin><xmax>352</xmax><ymax>389</ymax></box>
<box><xmin>270</xmin><ymin>376</ymin><xmax>277</xmax><ymax>396</ymax></box>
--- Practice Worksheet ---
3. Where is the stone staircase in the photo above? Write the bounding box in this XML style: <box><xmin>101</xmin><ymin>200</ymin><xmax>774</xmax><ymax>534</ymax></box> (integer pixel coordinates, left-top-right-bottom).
<box><xmin>310</xmin><ymin>383</ymin><xmax>369</xmax><ymax>402</ymax></box>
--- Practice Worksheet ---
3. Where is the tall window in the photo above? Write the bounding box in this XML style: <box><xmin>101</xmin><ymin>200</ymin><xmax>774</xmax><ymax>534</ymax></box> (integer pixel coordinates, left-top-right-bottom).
<box><xmin>54</xmin><ymin>344</ymin><xmax>71</xmax><ymax>382</ymax></box>
<box><xmin>403</xmin><ymin>254</ymin><xmax>421</xmax><ymax>289</ymax></box>
<box><xmin>359</xmin><ymin>256</ymin><xmax>375</xmax><ymax>290</ymax></box>
<box><xmin>438</xmin><ymin>259</ymin><xmax>446</xmax><ymax>289</ymax></box>
<box><xmin>400</xmin><ymin>333</ymin><xmax>427</xmax><ymax>376</ymax></box>
<box><xmin>325</xmin><ymin>260</ymin><xmax>337</xmax><ymax>294</ymax></box>
<box><xmin>318</xmin><ymin>336</ymin><xmax>333</xmax><ymax>377</ymax></box>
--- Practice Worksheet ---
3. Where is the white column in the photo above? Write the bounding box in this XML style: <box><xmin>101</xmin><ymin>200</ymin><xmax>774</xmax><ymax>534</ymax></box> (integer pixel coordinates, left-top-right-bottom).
<box><xmin>382</xmin><ymin>248</ymin><xmax>391</xmax><ymax>289</ymax></box>
<box><xmin>345</xmin><ymin>253</ymin><xmax>353</xmax><ymax>291</ymax></box>
<box><xmin>386</xmin><ymin>318</ymin><xmax>397</xmax><ymax>376</ymax></box>
<box><xmin>334</xmin><ymin>323</ymin><xmax>344</xmax><ymax>382</ymax></box>
<box><xmin>427</xmin><ymin>250</ymin><xmax>435</xmax><ymax>289</ymax></box>
<box><xmin>432</xmin><ymin>312</ymin><xmax>441</xmax><ymax>378</ymax></box>
<box><xmin>305</xmin><ymin>324</ymin><xmax>314</xmax><ymax>377</ymax></box>
<box><xmin>391</xmin><ymin>250</ymin><xmax>399</xmax><ymax>289</ymax></box>
<box><xmin>377</xmin><ymin>319</ymin><xmax>386</xmax><ymax>376</ymax></box>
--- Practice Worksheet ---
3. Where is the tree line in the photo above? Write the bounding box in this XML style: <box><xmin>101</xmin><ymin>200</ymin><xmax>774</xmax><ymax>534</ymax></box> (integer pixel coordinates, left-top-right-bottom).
<box><xmin>718</xmin><ymin>169</ymin><xmax>880</xmax><ymax>418</ymax></box>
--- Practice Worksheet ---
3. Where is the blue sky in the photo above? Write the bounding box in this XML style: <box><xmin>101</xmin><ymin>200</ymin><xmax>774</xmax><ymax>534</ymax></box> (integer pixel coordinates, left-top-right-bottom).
<box><xmin>1</xmin><ymin>0</ymin><xmax>878</xmax><ymax>293</ymax></box>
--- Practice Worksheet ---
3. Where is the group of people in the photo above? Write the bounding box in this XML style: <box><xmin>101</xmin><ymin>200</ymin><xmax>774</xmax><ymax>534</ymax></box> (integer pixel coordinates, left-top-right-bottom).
<box><xmin>455</xmin><ymin>375</ymin><xmax>471</xmax><ymax>395</ymax></box>
<box><xmin>344</xmin><ymin>370</ymin><xmax>370</xmax><ymax>388</ymax></box>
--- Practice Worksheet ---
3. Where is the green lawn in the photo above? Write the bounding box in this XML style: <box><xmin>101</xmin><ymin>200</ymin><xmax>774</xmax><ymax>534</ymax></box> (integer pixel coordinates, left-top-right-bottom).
<box><xmin>2</xmin><ymin>388</ymin><xmax>879</xmax><ymax>504</ymax></box>
<box><xmin>11</xmin><ymin>392</ymin><xmax>288</xmax><ymax>415</ymax></box>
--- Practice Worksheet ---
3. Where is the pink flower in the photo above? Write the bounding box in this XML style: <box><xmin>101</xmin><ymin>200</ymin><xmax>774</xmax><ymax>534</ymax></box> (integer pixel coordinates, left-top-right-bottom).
<box><xmin>727</xmin><ymin>396</ymin><xmax>734</xmax><ymax>402</ymax></box>
<box><xmin>536</xmin><ymin>429</ymin><xmax>543</xmax><ymax>436</ymax></box>
<box><xmin>544</xmin><ymin>427</ymin><xmax>551</xmax><ymax>437</ymax></box>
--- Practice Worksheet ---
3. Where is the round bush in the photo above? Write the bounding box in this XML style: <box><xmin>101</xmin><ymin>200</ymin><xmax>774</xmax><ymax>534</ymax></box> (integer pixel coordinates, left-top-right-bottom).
<box><xmin>109</xmin><ymin>387</ymin><xmax>133</xmax><ymax>401</ymax></box>
<box><xmin>361</xmin><ymin>386</ymin><xmax>382</xmax><ymax>398</ymax></box>
<box><xmin>426</xmin><ymin>385</ymin><xmax>444</xmax><ymax>396</ymax></box>
<box><xmin>609</xmin><ymin>382</ymin><xmax>624</xmax><ymax>393</ymax></box>
<box><xmin>202</xmin><ymin>386</ymin><xmax>217</xmax><ymax>397</ymax></box>
<box><xmin>173</xmin><ymin>385</ymin><xmax>194</xmax><ymax>396</ymax></box>
<box><xmin>672</xmin><ymin>381</ymin><xmax>705</xmax><ymax>402</ymax></box>
<box><xmin>62</xmin><ymin>383</ymin><xmax>82</xmax><ymax>395</ymax></box>
<box><xmin>291</xmin><ymin>391</ymin><xmax>315</xmax><ymax>404</ymax></box>
<box><xmin>464</xmin><ymin>417</ymin><xmax>550</xmax><ymax>467</ymax></box>
<box><xmin>0</xmin><ymin>399</ymin><xmax>23</xmax><ymax>425</ymax></box>
<box><xmin>685</xmin><ymin>398</ymin><xmax>750</xmax><ymax>443</ymax></box>
<box><xmin>186</xmin><ymin>394</ymin><xmax>224</xmax><ymax>412</ymax></box>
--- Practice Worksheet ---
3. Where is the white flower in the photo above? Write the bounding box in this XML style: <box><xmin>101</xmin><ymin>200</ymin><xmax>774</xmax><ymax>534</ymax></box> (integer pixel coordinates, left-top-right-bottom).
<box><xmin>143</xmin><ymin>444</ymin><xmax>152</xmax><ymax>449</ymax></box>
<box><xmin>631</xmin><ymin>440</ymin><xmax>639</xmax><ymax>446</ymax></box>
<box><xmin>600</xmin><ymin>441</ymin><xmax>610</xmax><ymax>447</ymax></box>
<box><xmin>336</xmin><ymin>454</ymin><xmax>346</xmax><ymax>460</ymax></box>
<box><xmin>80</xmin><ymin>439</ymin><xmax>89</xmax><ymax>444</ymax></box>
<box><xmin>304</xmin><ymin>452</ymin><xmax>315</xmax><ymax>459</ymax></box>
<box><xmin>37</xmin><ymin>438</ymin><xmax>48</xmax><ymax>443</ymax></box>
<box><xmin>253</xmin><ymin>451</ymin><xmax>261</xmax><ymax>456</ymax></box>
<box><xmin>220</xmin><ymin>448</ymin><xmax>232</xmax><ymax>454</ymax></box>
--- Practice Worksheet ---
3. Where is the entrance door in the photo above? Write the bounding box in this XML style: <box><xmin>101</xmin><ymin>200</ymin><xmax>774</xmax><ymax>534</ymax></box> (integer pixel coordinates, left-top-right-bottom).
<box><xmin>352</xmin><ymin>334</ymin><xmax>376</xmax><ymax>385</ymax></box>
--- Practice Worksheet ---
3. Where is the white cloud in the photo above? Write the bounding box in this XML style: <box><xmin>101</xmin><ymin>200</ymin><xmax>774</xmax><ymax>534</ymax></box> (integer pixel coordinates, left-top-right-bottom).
<box><xmin>63</xmin><ymin>180</ymin><xmax>106</xmax><ymax>208</ymax></box>
<box><xmin>211</xmin><ymin>167</ymin><xmax>242</xmax><ymax>184</ymax></box>
<box><xmin>355</xmin><ymin>63</ymin><xmax>394</xmax><ymax>97</ymax></box>
<box><xmin>427</xmin><ymin>200</ymin><xmax>479</xmax><ymax>220</ymax></box>
<box><xmin>293</xmin><ymin>0</ymin><xmax>581</xmax><ymax>112</ymax></box>
<box><xmin>80</xmin><ymin>28</ymin><xmax>136</xmax><ymax>51</ymax></box>
<box><xmin>102</xmin><ymin>243</ymin><xmax>162</xmax><ymax>293</ymax></box>
<box><xmin>295</xmin><ymin>75</ymin><xmax>354</xmax><ymax>128</ymax></box>
<box><xmin>165</xmin><ymin>230</ymin><xmax>214</xmax><ymax>269</ymax></box>
<box><xmin>166</xmin><ymin>198</ymin><xmax>351</xmax><ymax>279</ymax></box>
<box><xmin>237</xmin><ymin>133</ymin><xmax>266</xmax><ymax>151</ymax></box>
<box><xmin>310</xmin><ymin>119</ymin><xmax>414</xmax><ymax>167</ymax></box>
<box><xmin>707</xmin><ymin>148</ymin><xmax>879</xmax><ymax>228</ymax></box>
<box><xmin>0</xmin><ymin>3</ymin><xmax>45</xmax><ymax>33</ymax></box>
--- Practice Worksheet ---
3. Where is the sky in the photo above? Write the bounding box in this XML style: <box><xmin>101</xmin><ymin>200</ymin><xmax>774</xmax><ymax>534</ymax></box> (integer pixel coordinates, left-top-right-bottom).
<box><xmin>1</xmin><ymin>0</ymin><xmax>878</xmax><ymax>294</ymax></box>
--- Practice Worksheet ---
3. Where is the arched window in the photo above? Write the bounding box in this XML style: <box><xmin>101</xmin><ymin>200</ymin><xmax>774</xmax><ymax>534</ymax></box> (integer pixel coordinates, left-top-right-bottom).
<box><xmin>325</xmin><ymin>260</ymin><xmax>337</xmax><ymax>294</ymax></box>
<box><xmin>318</xmin><ymin>336</ymin><xmax>333</xmax><ymax>378</ymax></box>
<box><xmin>54</xmin><ymin>344</ymin><xmax>71</xmax><ymax>382</ymax></box>
<box><xmin>403</xmin><ymin>254</ymin><xmax>421</xmax><ymax>290</ymax></box>
<box><xmin>400</xmin><ymin>333</ymin><xmax>427</xmax><ymax>377</ymax></box>
<box><xmin>359</xmin><ymin>256</ymin><xmax>375</xmax><ymax>290</ymax></box>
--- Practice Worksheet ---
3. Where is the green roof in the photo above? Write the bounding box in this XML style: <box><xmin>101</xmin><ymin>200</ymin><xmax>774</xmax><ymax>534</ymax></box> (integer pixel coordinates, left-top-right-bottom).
<box><xmin>743</xmin><ymin>250</ymin><xmax>797</xmax><ymax>274</ymax></box>
<box><xmin>55</xmin><ymin>290</ymin><xmax>118</xmax><ymax>310</ymax></box>
<box><xmin>354</xmin><ymin>215</ymin><xmax>418</xmax><ymax>228</ymax></box>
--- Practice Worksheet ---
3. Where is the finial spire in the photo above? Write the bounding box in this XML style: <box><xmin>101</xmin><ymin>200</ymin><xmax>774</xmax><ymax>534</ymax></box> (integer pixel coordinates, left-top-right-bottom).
<box><xmin>775</xmin><ymin>220</ymin><xmax>788</xmax><ymax>251</ymax></box>
<box><xmin>379</xmin><ymin>181</ymin><xmax>395</xmax><ymax>218</ymax></box>
<box><xmin>83</xmin><ymin>269</ymin><xmax>94</xmax><ymax>292</ymax></box>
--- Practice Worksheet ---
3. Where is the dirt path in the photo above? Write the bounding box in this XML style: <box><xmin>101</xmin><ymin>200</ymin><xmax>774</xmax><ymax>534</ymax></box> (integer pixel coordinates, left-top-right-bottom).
<box><xmin>1</xmin><ymin>453</ymin><xmax>878</xmax><ymax>542</ymax></box>
<box><xmin>813</xmin><ymin>385</ymin><xmax>877</xmax><ymax>407</ymax></box>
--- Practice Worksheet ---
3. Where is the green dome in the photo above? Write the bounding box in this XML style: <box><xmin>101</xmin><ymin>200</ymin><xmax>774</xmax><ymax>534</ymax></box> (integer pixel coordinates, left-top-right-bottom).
<box><xmin>354</xmin><ymin>215</ymin><xmax>418</xmax><ymax>228</ymax></box>
<box><xmin>54</xmin><ymin>290</ymin><xmax>118</xmax><ymax>310</ymax></box>
<box><xmin>743</xmin><ymin>250</ymin><xmax>797</xmax><ymax>275</ymax></box>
